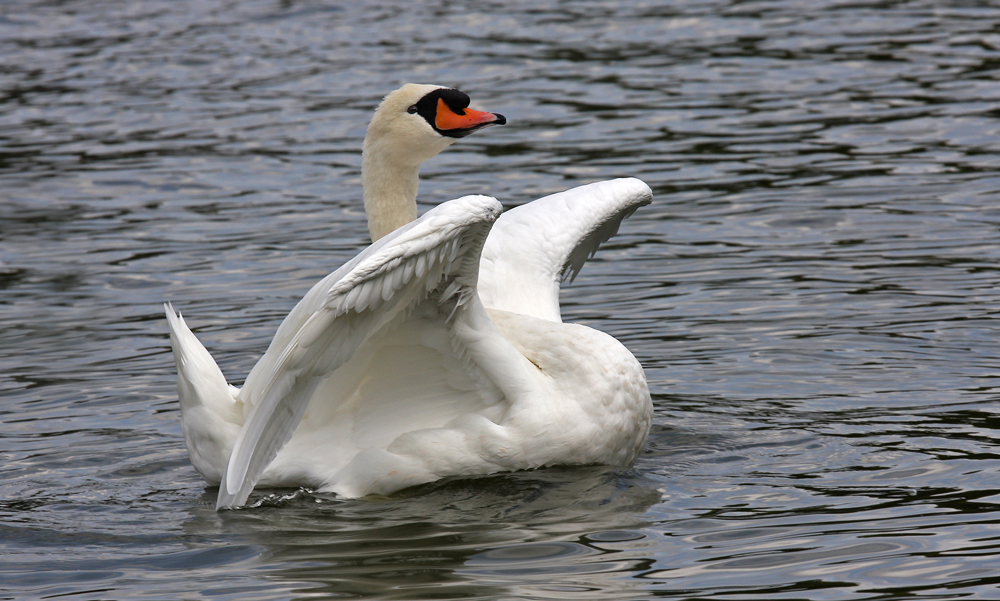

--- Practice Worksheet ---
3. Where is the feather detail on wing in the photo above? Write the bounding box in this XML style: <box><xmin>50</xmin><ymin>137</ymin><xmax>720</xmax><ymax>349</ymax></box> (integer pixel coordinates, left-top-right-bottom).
<box><xmin>478</xmin><ymin>178</ymin><xmax>652</xmax><ymax>322</ymax></box>
<box><xmin>217</xmin><ymin>195</ymin><xmax>503</xmax><ymax>509</ymax></box>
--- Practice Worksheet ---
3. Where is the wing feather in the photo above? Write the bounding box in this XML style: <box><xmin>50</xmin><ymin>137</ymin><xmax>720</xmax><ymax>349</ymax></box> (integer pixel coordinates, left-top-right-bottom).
<box><xmin>217</xmin><ymin>195</ymin><xmax>503</xmax><ymax>509</ymax></box>
<box><xmin>478</xmin><ymin>178</ymin><xmax>652</xmax><ymax>322</ymax></box>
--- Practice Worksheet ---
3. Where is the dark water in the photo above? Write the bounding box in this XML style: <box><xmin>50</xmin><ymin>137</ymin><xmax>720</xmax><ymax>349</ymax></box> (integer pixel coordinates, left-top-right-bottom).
<box><xmin>3</xmin><ymin>0</ymin><xmax>1000</xmax><ymax>598</ymax></box>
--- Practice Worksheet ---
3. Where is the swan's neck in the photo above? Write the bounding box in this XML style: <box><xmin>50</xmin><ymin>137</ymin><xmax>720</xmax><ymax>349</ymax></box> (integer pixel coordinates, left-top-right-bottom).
<box><xmin>362</xmin><ymin>145</ymin><xmax>420</xmax><ymax>242</ymax></box>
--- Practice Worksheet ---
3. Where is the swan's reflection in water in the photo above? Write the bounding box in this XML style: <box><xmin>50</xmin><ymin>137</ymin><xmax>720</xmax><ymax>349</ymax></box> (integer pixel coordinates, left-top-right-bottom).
<box><xmin>184</xmin><ymin>466</ymin><xmax>662</xmax><ymax>599</ymax></box>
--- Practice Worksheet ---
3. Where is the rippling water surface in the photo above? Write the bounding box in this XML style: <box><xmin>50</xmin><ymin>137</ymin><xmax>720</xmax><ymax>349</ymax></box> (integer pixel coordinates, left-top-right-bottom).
<box><xmin>3</xmin><ymin>0</ymin><xmax>1000</xmax><ymax>599</ymax></box>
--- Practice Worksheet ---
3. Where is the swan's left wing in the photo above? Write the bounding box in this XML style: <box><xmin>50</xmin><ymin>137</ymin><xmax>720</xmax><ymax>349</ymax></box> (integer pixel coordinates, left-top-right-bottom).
<box><xmin>217</xmin><ymin>195</ymin><xmax>502</xmax><ymax>509</ymax></box>
<box><xmin>479</xmin><ymin>178</ymin><xmax>652</xmax><ymax>322</ymax></box>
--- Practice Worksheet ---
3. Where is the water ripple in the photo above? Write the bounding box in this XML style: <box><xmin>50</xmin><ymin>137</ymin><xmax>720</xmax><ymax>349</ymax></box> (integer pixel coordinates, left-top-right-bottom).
<box><xmin>3</xmin><ymin>0</ymin><xmax>1000</xmax><ymax>599</ymax></box>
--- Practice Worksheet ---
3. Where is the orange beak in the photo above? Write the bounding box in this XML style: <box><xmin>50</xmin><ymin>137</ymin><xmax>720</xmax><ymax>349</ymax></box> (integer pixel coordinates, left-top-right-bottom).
<box><xmin>434</xmin><ymin>98</ymin><xmax>506</xmax><ymax>137</ymax></box>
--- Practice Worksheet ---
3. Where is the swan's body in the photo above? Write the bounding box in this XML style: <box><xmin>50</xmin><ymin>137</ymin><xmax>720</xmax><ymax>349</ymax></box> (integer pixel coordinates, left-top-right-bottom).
<box><xmin>165</xmin><ymin>85</ymin><xmax>652</xmax><ymax>509</ymax></box>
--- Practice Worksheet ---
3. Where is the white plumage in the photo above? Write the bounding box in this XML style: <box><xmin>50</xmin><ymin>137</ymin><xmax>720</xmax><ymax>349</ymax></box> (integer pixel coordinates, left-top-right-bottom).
<box><xmin>165</xmin><ymin>84</ymin><xmax>653</xmax><ymax>509</ymax></box>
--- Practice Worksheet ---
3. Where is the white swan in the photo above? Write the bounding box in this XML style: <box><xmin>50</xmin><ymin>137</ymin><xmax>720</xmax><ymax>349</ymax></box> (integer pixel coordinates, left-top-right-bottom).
<box><xmin>165</xmin><ymin>84</ymin><xmax>653</xmax><ymax>509</ymax></box>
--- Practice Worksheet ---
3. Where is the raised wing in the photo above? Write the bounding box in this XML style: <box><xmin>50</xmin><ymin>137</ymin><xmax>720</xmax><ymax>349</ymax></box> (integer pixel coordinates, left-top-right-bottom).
<box><xmin>217</xmin><ymin>195</ymin><xmax>503</xmax><ymax>509</ymax></box>
<box><xmin>478</xmin><ymin>178</ymin><xmax>652</xmax><ymax>322</ymax></box>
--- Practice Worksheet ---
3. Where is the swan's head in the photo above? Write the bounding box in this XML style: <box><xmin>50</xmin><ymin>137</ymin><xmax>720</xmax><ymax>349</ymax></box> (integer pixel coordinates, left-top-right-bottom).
<box><xmin>364</xmin><ymin>84</ymin><xmax>506</xmax><ymax>167</ymax></box>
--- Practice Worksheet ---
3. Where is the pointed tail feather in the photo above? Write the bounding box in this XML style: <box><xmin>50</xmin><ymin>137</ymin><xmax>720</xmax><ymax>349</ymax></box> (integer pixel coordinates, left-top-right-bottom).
<box><xmin>164</xmin><ymin>302</ymin><xmax>242</xmax><ymax>486</ymax></box>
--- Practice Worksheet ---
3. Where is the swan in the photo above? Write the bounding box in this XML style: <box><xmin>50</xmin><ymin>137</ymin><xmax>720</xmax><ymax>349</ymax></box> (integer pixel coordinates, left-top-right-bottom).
<box><xmin>165</xmin><ymin>84</ymin><xmax>653</xmax><ymax>509</ymax></box>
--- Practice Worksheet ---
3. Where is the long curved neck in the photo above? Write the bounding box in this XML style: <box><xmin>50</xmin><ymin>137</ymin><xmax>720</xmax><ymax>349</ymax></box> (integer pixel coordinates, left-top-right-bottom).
<box><xmin>362</xmin><ymin>140</ymin><xmax>420</xmax><ymax>242</ymax></box>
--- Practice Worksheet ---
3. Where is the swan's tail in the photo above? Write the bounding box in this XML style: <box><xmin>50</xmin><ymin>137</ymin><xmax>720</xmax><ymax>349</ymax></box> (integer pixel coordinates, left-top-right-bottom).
<box><xmin>164</xmin><ymin>302</ymin><xmax>243</xmax><ymax>486</ymax></box>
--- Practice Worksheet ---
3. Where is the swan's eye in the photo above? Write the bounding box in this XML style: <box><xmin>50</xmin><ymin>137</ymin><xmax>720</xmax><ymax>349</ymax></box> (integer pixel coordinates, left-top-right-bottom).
<box><xmin>407</xmin><ymin>105</ymin><xmax>418</xmax><ymax>114</ymax></box>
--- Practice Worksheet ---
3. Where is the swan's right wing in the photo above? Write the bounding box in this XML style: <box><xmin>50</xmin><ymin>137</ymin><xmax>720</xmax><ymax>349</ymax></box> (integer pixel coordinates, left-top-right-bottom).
<box><xmin>217</xmin><ymin>195</ymin><xmax>503</xmax><ymax>509</ymax></box>
<box><xmin>479</xmin><ymin>178</ymin><xmax>652</xmax><ymax>322</ymax></box>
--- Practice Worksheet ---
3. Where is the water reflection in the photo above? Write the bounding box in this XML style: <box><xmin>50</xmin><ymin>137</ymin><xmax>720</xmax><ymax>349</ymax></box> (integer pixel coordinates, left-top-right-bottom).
<box><xmin>180</xmin><ymin>468</ymin><xmax>660</xmax><ymax>599</ymax></box>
